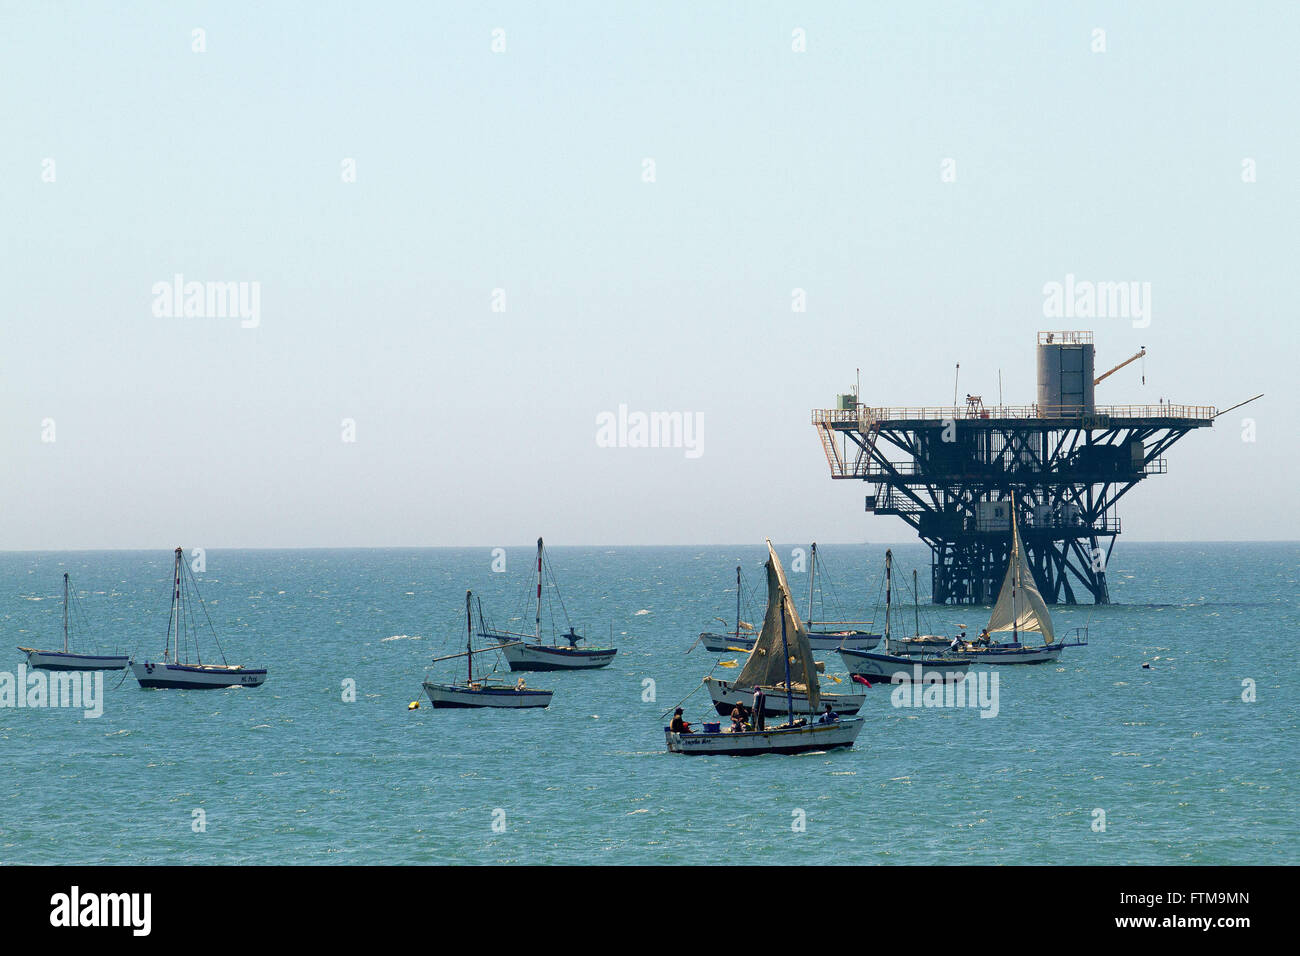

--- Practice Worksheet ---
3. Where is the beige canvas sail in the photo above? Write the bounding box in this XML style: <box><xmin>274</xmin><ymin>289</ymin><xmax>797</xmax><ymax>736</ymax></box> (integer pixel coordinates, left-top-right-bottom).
<box><xmin>734</xmin><ymin>541</ymin><xmax>821</xmax><ymax>711</ymax></box>
<box><xmin>986</xmin><ymin>499</ymin><xmax>1055</xmax><ymax>644</ymax></box>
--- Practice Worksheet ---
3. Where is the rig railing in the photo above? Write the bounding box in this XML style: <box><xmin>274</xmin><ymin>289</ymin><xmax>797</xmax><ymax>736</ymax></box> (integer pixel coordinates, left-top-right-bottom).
<box><xmin>814</xmin><ymin>404</ymin><xmax>1216</xmax><ymax>425</ymax></box>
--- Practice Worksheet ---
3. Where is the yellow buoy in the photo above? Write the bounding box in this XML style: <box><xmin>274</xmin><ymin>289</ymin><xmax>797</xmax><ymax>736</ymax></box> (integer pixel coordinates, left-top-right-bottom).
<box><xmin>408</xmin><ymin>701</ymin><xmax>420</xmax><ymax>710</ymax></box>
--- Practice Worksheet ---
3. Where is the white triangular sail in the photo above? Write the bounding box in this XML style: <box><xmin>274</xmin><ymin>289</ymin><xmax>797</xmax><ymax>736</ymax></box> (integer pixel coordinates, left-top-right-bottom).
<box><xmin>986</xmin><ymin>499</ymin><xmax>1055</xmax><ymax>645</ymax></box>
<box><xmin>735</xmin><ymin>541</ymin><xmax>821</xmax><ymax>711</ymax></box>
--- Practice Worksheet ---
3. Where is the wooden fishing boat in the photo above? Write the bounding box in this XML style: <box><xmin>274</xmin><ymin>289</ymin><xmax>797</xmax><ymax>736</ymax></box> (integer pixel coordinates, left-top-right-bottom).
<box><xmin>666</xmin><ymin>540</ymin><xmax>864</xmax><ymax>756</ymax></box>
<box><xmin>129</xmin><ymin>548</ymin><xmax>267</xmax><ymax>690</ymax></box>
<box><xmin>704</xmin><ymin>676</ymin><xmax>865</xmax><ymax>716</ymax></box>
<box><xmin>480</xmin><ymin>538</ymin><xmax>616</xmax><ymax>671</ymax></box>
<box><xmin>665</xmin><ymin>716</ymin><xmax>863</xmax><ymax>756</ymax></box>
<box><xmin>18</xmin><ymin>573</ymin><xmax>128</xmax><ymax>671</ymax></box>
<box><xmin>423</xmin><ymin>591</ymin><xmax>553</xmax><ymax>708</ymax></box>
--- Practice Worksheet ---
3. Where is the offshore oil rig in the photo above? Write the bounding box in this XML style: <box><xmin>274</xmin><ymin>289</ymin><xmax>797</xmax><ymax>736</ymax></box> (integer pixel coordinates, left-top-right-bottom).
<box><xmin>813</xmin><ymin>331</ymin><xmax>1220</xmax><ymax>605</ymax></box>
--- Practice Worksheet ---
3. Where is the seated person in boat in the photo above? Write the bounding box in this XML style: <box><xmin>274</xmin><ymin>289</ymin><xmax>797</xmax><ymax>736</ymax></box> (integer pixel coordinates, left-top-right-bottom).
<box><xmin>817</xmin><ymin>703</ymin><xmax>838</xmax><ymax>724</ymax></box>
<box><xmin>977</xmin><ymin>629</ymin><xmax>992</xmax><ymax>647</ymax></box>
<box><xmin>729</xmin><ymin>702</ymin><xmax>750</xmax><ymax>732</ymax></box>
<box><xmin>515</xmin><ymin>677</ymin><xmax>527</xmax><ymax>690</ymax></box>
<box><xmin>669</xmin><ymin>708</ymin><xmax>692</xmax><ymax>734</ymax></box>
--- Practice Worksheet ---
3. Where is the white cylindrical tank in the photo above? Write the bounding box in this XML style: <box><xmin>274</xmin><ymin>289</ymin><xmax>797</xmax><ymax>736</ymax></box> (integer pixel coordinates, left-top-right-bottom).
<box><xmin>1037</xmin><ymin>331</ymin><xmax>1095</xmax><ymax>416</ymax></box>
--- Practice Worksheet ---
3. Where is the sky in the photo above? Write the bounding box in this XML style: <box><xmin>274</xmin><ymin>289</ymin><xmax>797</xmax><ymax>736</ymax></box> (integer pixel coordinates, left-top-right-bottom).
<box><xmin>2</xmin><ymin>2</ymin><xmax>1297</xmax><ymax>549</ymax></box>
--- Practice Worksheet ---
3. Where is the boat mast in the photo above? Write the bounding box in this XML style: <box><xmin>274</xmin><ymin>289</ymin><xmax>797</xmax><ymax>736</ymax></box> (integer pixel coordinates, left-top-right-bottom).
<box><xmin>913</xmin><ymin>568</ymin><xmax>920</xmax><ymax>638</ymax></box>
<box><xmin>535</xmin><ymin>537</ymin><xmax>543</xmax><ymax>644</ymax></box>
<box><xmin>466</xmin><ymin>590</ymin><xmax>474</xmax><ymax>683</ymax></box>
<box><xmin>884</xmin><ymin>549</ymin><xmax>893</xmax><ymax>654</ymax></box>
<box><xmin>734</xmin><ymin>564</ymin><xmax>742</xmax><ymax>638</ymax></box>
<box><xmin>1011</xmin><ymin>495</ymin><xmax>1018</xmax><ymax>644</ymax></box>
<box><xmin>807</xmin><ymin>542</ymin><xmax>817</xmax><ymax>625</ymax></box>
<box><xmin>63</xmin><ymin>572</ymin><xmax>69</xmax><ymax>653</ymax></box>
<box><xmin>170</xmin><ymin>546</ymin><xmax>182</xmax><ymax>662</ymax></box>
<box><xmin>780</xmin><ymin>589</ymin><xmax>794</xmax><ymax>723</ymax></box>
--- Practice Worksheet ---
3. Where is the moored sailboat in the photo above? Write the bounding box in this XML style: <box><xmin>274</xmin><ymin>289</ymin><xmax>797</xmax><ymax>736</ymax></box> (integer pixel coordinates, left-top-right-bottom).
<box><xmin>18</xmin><ymin>573</ymin><xmax>129</xmax><ymax>671</ymax></box>
<box><xmin>838</xmin><ymin>551</ymin><xmax>970</xmax><ymax>684</ymax></box>
<box><xmin>890</xmin><ymin>570</ymin><xmax>955</xmax><ymax>656</ymax></box>
<box><xmin>666</xmin><ymin>540</ymin><xmax>864</xmax><ymax>756</ymax></box>
<box><xmin>480</xmin><ymin>538</ymin><xmax>617</xmax><ymax>671</ymax></box>
<box><xmin>950</xmin><ymin>494</ymin><xmax>1087</xmax><ymax>665</ymax></box>
<box><xmin>698</xmin><ymin>564</ymin><xmax>758</xmax><ymax>652</ymax></box>
<box><xmin>129</xmin><ymin>548</ymin><xmax>267</xmax><ymax>689</ymax></box>
<box><xmin>423</xmin><ymin>591</ymin><xmax>554</xmax><ymax>708</ymax></box>
<box><xmin>802</xmin><ymin>542</ymin><xmax>881</xmax><ymax>652</ymax></box>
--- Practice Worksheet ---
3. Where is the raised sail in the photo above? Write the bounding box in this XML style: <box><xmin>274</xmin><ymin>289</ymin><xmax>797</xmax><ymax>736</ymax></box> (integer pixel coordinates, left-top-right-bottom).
<box><xmin>986</xmin><ymin>499</ymin><xmax>1055</xmax><ymax>644</ymax></box>
<box><xmin>734</xmin><ymin>541</ymin><xmax>820</xmax><ymax>712</ymax></box>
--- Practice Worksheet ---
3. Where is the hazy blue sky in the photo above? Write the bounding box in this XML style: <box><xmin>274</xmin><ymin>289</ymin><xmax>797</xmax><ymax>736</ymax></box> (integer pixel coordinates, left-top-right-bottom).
<box><xmin>2</xmin><ymin>2</ymin><xmax>1296</xmax><ymax>549</ymax></box>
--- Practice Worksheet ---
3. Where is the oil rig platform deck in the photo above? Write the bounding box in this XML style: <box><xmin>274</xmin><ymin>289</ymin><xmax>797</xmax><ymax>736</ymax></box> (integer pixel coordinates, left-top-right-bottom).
<box><xmin>813</xmin><ymin>331</ymin><xmax>1216</xmax><ymax>605</ymax></box>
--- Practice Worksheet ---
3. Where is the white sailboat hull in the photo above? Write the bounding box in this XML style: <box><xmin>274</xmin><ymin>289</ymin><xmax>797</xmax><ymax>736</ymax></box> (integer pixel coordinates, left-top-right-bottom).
<box><xmin>496</xmin><ymin>640</ymin><xmax>616</xmax><ymax>671</ymax></box>
<box><xmin>666</xmin><ymin>716</ymin><xmax>864</xmax><ymax>756</ymax></box>
<box><xmin>700</xmin><ymin>631</ymin><xmax>878</xmax><ymax>653</ymax></box>
<box><xmin>699</xmin><ymin>631</ymin><xmax>755</xmax><ymax>652</ymax></box>
<box><xmin>131</xmin><ymin>660</ymin><xmax>267</xmax><ymax>689</ymax></box>
<box><xmin>839</xmin><ymin>648</ymin><xmax>970</xmax><ymax>683</ymax></box>
<box><xmin>422</xmin><ymin>680</ymin><xmax>553</xmax><ymax>709</ymax></box>
<box><xmin>18</xmin><ymin>647</ymin><xmax>129</xmax><ymax>671</ymax></box>
<box><xmin>704</xmin><ymin>677</ymin><xmax>866</xmax><ymax>717</ymax></box>
<box><xmin>805</xmin><ymin>630</ymin><xmax>881</xmax><ymax>651</ymax></box>
<box><xmin>953</xmin><ymin>643</ymin><xmax>1065</xmax><ymax>665</ymax></box>
<box><xmin>891</xmin><ymin>636</ymin><xmax>953</xmax><ymax>655</ymax></box>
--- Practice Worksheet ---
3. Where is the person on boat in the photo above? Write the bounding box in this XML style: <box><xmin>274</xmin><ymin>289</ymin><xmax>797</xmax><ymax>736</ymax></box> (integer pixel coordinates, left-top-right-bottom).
<box><xmin>978</xmin><ymin>628</ymin><xmax>992</xmax><ymax>647</ymax></box>
<box><xmin>949</xmin><ymin>635</ymin><xmax>962</xmax><ymax>651</ymax></box>
<box><xmin>729</xmin><ymin>703</ymin><xmax>748</xmax><ymax>732</ymax></box>
<box><xmin>818</xmin><ymin>703</ymin><xmax>839</xmax><ymax>724</ymax></box>
<box><xmin>515</xmin><ymin>677</ymin><xmax>527</xmax><ymax>690</ymax></box>
<box><xmin>751</xmin><ymin>687</ymin><xmax>766</xmax><ymax>731</ymax></box>
<box><xmin>670</xmin><ymin>708</ymin><xmax>692</xmax><ymax>734</ymax></box>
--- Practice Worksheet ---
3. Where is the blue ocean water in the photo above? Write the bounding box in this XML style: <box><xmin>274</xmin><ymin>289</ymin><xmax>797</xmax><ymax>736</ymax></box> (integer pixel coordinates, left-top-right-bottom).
<box><xmin>1</xmin><ymin>543</ymin><xmax>1296</xmax><ymax>865</ymax></box>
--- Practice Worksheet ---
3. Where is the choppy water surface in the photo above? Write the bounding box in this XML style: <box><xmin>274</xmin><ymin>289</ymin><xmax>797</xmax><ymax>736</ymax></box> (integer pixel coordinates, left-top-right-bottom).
<box><xmin>1</xmin><ymin>543</ymin><xmax>1295</xmax><ymax>864</ymax></box>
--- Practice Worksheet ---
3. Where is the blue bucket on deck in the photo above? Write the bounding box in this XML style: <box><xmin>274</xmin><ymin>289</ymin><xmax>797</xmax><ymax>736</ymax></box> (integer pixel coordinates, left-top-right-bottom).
<box><xmin>703</xmin><ymin>721</ymin><xmax>721</xmax><ymax>733</ymax></box>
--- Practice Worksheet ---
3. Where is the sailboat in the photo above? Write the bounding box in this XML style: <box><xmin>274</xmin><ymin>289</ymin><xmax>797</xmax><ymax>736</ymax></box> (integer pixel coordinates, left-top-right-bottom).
<box><xmin>423</xmin><ymin>591</ymin><xmax>554</xmax><ymax>708</ymax></box>
<box><xmin>802</xmin><ymin>542</ymin><xmax>881</xmax><ymax>652</ymax></box>
<box><xmin>698</xmin><ymin>565</ymin><xmax>758</xmax><ymax>652</ymax></box>
<box><xmin>951</xmin><ymin>494</ymin><xmax>1087</xmax><ymax>665</ymax></box>
<box><xmin>891</xmin><ymin>569</ymin><xmax>956</xmax><ymax>655</ymax></box>
<box><xmin>480</xmin><ymin>538</ymin><xmax>617</xmax><ymax>671</ymax></box>
<box><xmin>838</xmin><ymin>550</ymin><xmax>970</xmax><ymax>683</ymax></box>
<box><xmin>18</xmin><ymin>573</ymin><xmax>129</xmax><ymax>671</ymax></box>
<box><xmin>666</xmin><ymin>540</ymin><xmax>864</xmax><ymax>756</ymax></box>
<box><xmin>129</xmin><ymin>548</ymin><xmax>268</xmax><ymax>689</ymax></box>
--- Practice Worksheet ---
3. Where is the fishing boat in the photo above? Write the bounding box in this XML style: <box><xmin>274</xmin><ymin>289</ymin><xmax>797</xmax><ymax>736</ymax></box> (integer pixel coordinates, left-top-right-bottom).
<box><xmin>697</xmin><ymin>565</ymin><xmax>759</xmax><ymax>652</ymax></box>
<box><xmin>704</xmin><ymin>676</ymin><xmax>866</xmax><ymax>717</ymax></box>
<box><xmin>950</xmin><ymin>494</ymin><xmax>1087</xmax><ymax>665</ymax></box>
<box><xmin>802</xmin><ymin>542</ymin><xmax>881</xmax><ymax>651</ymax></box>
<box><xmin>665</xmin><ymin>540</ymin><xmax>864</xmax><ymax>756</ymax></box>
<box><xmin>838</xmin><ymin>551</ymin><xmax>970</xmax><ymax>684</ymax></box>
<box><xmin>423</xmin><ymin>591</ymin><xmax>554</xmax><ymax>708</ymax></box>
<box><xmin>479</xmin><ymin>538</ymin><xmax>616</xmax><ymax>671</ymax></box>
<box><xmin>129</xmin><ymin>548</ymin><xmax>267</xmax><ymax>689</ymax></box>
<box><xmin>18</xmin><ymin>573</ymin><xmax>129</xmax><ymax>671</ymax></box>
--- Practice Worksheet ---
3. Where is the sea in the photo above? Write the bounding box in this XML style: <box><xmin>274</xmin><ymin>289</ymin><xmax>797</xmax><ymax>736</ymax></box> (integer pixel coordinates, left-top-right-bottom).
<box><xmin>1</xmin><ymin>543</ymin><xmax>1296</xmax><ymax>865</ymax></box>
